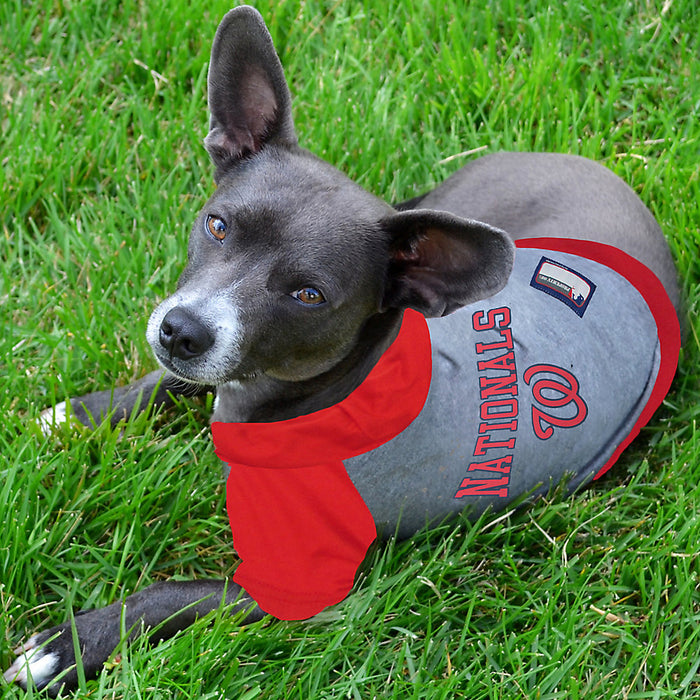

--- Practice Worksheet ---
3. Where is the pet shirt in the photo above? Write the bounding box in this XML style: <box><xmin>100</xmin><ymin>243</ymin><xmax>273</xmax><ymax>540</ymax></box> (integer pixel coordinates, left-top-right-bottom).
<box><xmin>212</xmin><ymin>238</ymin><xmax>680</xmax><ymax>620</ymax></box>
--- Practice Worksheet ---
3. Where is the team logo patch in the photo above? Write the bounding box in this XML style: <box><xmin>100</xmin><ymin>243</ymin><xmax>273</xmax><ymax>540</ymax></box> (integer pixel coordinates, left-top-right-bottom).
<box><xmin>530</xmin><ymin>257</ymin><xmax>596</xmax><ymax>317</ymax></box>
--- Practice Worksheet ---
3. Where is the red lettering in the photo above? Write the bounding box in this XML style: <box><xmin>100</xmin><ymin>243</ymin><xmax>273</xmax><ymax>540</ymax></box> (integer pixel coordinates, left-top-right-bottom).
<box><xmin>531</xmin><ymin>405</ymin><xmax>587</xmax><ymax>440</ymax></box>
<box><xmin>475</xmin><ymin>328</ymin><xmax>513</xmax><ymax>355</ymax></box>
<box><xmin>478</xmin><ymin>419</ymin><xmax>518</xmax><ymax>434</ymax></box>
<box><xmin>523</xmin><ymin>364</ymin><xmax>588</xmax><ymax>440</ymax></box>
<box><xmin>480</xmin><ymin>399</ymin><xmax>519</xmax><ymax>420</ymax></box>
<box><xmin>467</xmin><ymin>456</ymin><xmax>513</xmax><ymax>474</ymax></box>
<box><xmin>472</xmin><ymin>306</ymin><xmax>511</xmax><ymax>332</ymax></box>
<box><xmin>477</xmin><ymin>350</ymin><xmax>516</xmax><ymax>373</ymax></box>
<box><xmin>455</xmin><ymin>476</ymin><xmax>510</xmax><ymax>499</ymax></box>
<box><xmin>473</xmin><ymin>433</ymin><xmax>516</xmax><ymax>456</ymax></box>
<box><xmin>458</xmin><ymin>305</ymin><xmax>519</xmax><ymax>500</ymax></box>
<box><xmin>479</xmin><ymin>373</ymin><xmax>518</xmax><ymax>399</ymax></box>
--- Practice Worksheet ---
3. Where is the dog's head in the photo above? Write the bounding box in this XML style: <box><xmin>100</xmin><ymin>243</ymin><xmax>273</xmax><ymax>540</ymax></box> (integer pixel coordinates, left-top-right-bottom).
<box><xmin>146</xmin><ymin>6</ymin><xmax>514</xmax><ymax>388</ymax></box>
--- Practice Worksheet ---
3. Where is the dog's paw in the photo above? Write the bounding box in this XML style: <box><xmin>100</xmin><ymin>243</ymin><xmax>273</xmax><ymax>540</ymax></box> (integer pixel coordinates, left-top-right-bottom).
<box><xmin>3</xmin><ymin>632</ymin><xmax>63</xmax><ymax>694</ymax></box>
<box><xmin>4</xmin><ymin>605</ymin><xmax>125</xmax><ymax>695</ymax></box>
<box><xmin>37</xmin><ymin>401</ymin><xmax>71</xmax><ymax>436</ymax></box>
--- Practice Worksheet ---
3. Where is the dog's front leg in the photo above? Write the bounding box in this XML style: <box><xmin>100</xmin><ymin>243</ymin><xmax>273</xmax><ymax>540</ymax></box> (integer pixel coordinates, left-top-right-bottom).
<box><xmin>4</xmin><ymin>579</ymin><xmax>263</xmax><ymax>695</ymax></box>
<box><xmin>38</xmin><ymin>369</ymin><xmax>212</xmax><ymax>432</ymax></box>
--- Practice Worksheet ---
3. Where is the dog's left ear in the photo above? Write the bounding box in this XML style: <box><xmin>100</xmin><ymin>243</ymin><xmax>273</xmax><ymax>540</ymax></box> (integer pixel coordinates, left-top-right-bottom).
<box><xmin>204</xmin><ymin>6</ymin><xmax>297</xmax><ymax>174</ymax></box>
<box><xmin>381</xmin><ymin>210</ymin><xmax>515</xmax><ymax>317</ymax></box>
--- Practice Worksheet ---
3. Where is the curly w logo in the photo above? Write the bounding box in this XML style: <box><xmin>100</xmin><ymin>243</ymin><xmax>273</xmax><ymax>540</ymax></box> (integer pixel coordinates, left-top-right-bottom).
<box><xmin>523</xmin><ymin>364</ymin><xmax>588</xmax><ymax>440</ymax></box>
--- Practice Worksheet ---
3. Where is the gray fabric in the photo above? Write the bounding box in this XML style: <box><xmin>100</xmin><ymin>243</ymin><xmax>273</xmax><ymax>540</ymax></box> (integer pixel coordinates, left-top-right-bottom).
<box><xmin>345</xmin><ymin>247</ymin><xmax>661</xmax><ymax>539</ymax></box>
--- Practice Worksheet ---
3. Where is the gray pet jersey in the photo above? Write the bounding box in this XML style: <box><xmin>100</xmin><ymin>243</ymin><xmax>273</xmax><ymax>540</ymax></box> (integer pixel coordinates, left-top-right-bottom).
<box><xmin>346</xmin><ymin>240</ymin><xmax>679</xmax><ymax>538</ymax></box>
<box><xmin>214</xmin><ymin>238</ymin><xmax>679</xmax><ymax>619</ymax></box>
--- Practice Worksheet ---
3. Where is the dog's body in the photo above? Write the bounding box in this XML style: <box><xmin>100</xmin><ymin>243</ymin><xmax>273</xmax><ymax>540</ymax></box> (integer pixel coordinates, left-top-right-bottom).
<box><xmin>5</xmin><ymin>6</ymin><xmax>680</xmax><ymax>694</ymax></box>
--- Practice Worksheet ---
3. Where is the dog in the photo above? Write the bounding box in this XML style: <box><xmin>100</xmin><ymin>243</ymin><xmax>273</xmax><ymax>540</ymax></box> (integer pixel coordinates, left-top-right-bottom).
<box><xmin>5</xmin><ymin>5</ymin><xmax>681</xmax><ymax>694</ymax></box>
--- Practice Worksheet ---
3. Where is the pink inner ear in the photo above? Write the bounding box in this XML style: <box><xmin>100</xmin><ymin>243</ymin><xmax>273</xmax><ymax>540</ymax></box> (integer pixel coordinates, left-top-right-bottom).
<box><xmin>393</xmin><ymin>247</ymin><xmax>421</xmax><ymax>263</ymax></box>
<box><xmin>208</xmin><ymin>66</ymin><xmax>280</xmax><ymax>162</ymax></box>
<box><xmin>221</xmin><ymin>127</ymin><xmax>253</xmax><ymax>158</ymax></box>
<box><xmin>395</xmin><ymin>228</ymin><xmax>456</xmax><ymax>270</ymax></box>
<box><xmin>418</xmin><ymin>229</ymin><xmax>452</xmax><ymax>266</ymax></box>
<box><xmin>240</xmin><ymin>67</ymin><xmax>278</xmax><ymax>139</ymax></box>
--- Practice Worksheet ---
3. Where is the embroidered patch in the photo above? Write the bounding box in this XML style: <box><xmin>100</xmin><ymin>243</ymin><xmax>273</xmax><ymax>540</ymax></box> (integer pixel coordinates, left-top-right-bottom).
<box><xmin>530</xmin><ymin>257</ymin><xmax>596</xmax><ymax>317</ymax></box>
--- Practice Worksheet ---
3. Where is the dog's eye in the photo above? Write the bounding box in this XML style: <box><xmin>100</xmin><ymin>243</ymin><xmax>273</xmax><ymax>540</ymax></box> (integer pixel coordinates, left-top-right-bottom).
<box><xmin>291</xmin><ymin>287</ymin><xmax>326</xmax><ymax>306</ymax></box>
<box><xmin>206</xmin><ymin>215</ymin><xmax>227</xmax><ymax>241</ymax></box>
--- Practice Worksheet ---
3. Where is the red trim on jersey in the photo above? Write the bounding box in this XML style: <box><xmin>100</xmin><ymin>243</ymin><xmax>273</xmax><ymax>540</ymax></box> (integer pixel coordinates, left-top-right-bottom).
<box><xmin>212</xmin><ymin>309</ymin><xmax>432</xmax><ymax>619</ymax></box>
<box><xmin>515</xmin><ymin>238</ymin><xmax>680</xmax><ymax>479</ymax></box>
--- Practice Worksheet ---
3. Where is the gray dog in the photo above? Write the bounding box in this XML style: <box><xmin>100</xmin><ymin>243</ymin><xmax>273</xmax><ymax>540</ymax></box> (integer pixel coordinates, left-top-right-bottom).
<box><xmin>5</xmin><ymin>6</ymin><xmax>680</xmax><ymax>694</ymax></box>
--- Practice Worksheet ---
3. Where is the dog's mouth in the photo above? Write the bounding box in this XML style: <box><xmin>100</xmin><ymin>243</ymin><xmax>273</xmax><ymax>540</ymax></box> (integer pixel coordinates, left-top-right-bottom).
<box><xmin>155</xmin><ymin>354</ymin><xmax>256</xmax><ymax>387</ymax></box>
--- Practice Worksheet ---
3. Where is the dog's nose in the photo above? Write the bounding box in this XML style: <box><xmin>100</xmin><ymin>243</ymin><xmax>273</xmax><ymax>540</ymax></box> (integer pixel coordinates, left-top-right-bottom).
<box><xmin>159</xmin><ymin>307</ymin><xmax>215</xmax><ymax>360</ymax></box>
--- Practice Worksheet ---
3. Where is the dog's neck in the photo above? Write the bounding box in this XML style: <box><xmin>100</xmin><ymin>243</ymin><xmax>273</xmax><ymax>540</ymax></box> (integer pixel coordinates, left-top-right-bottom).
<box><xmin>211</xmin><ymin>309</ymin><xmax>405</xmax><ymax>423</ymax></box>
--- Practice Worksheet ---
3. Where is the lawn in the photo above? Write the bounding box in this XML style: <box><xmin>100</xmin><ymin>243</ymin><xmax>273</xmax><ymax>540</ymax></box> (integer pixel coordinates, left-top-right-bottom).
<box><xmin>1</xmin><ymin>0</ymin><xmax>699</xmax><ymax>697</ymax></box>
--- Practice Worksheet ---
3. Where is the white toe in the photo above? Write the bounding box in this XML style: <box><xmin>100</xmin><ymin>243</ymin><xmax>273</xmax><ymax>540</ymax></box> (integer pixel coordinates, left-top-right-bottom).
<box><xmin>3</xmin><ymin>636</ymin><xmax>59</xmax><ymax>687</ymax></box>
<box><xmin>38</xmin><ymin>401</ymin><xmax>68</xmax><ymax>435</ymax></box>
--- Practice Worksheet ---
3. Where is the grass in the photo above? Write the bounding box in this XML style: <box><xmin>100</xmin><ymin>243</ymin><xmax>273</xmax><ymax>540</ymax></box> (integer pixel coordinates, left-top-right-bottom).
<box><xmin>1</xmin><ymin>0</ymin><xmax>699</xmax><ymax>697</ymax></box>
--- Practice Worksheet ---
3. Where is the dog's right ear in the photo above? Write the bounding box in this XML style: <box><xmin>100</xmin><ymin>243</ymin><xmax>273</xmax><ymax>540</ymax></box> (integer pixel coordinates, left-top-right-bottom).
<box><xmin>204</xmin><ymin>6</ymin><xmax>297</xmax><ymax>173</ymax></box>
<box><xmin>381</xmin><ymin>210</ymin><xmax>516</xmax><ymax>317</ymax></box>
